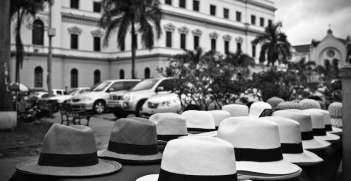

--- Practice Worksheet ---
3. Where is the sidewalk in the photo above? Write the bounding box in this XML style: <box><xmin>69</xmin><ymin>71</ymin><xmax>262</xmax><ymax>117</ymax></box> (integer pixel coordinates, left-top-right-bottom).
<box><xmin>0</xmin><ymin>112</ymin><xmax>117</xmax><ymax>181</ymax></box>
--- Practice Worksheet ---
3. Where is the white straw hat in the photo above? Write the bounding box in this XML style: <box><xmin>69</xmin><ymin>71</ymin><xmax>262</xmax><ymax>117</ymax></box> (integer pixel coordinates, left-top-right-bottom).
<box><xmin>249</xmin><ymin>102</ymin><xmax>272</xmax><ymax>117</ymax></box>
<box><xmin>328</xmin><ymin>102</ymin><xmax>343</xmax><ymax>128</ymax></box>
<box><xmin>302</xmin><ymin>110</ymin><xmax>340</xmax><ymax>143</ymax></box>
<box><xmin>308</xmin><ymin>109</ymin><xmax>342</xmax><ymax>135</ymax></box>
<box><xmin>16</xmin><ymin>124</ymin><xmax>121</xmax><ymax>177</ymax></box>
<box><xmin>261</xmin><ymin>116</ymin><xmax>323</xmax><ymax>166</ymax></box>
<box><xmin>217</xmin><ymin>117</ymin><xmax>301</xmax><ymax>180</ymax></box>
<box><xmin>98</xmin><ymin>117</ymin><xmax>162</xmax><ymax>163</ymax></box>
<box><xmin>136</xmin><ymin>137</ymin><xmax>239</xmax><ymax>181</ymax></box>
<box><xmin>277</xmin><ymin>101</ymin><xmax>302</xmax><ymax>110</ymax></box>
<box><xmin>222</xmin><ymin>104</ymin><xmax>249</xmax><ymax>117</ymax></box>
<box><xmin>299</xmin><ymin>99</ymin><xmax>321</xmax><ymax>109</ymax></box>
<box><xmin>149</xmin><ymin>113</ymin><xmax>188</xmax><ymax>145</ymax></box>
<box><xmin>209</xmin><ymin>110</ymin><xmax>231</xmax><ymax>129</ymax></box>
<box><xmin>272</xmin><ymin>110</ymin><xmax>331</xmax><ymax>152</ymax></box>
<box><xmin>181</xmin><ymin>111</ymin><xmax>216</xmax><ymax>133</ymax></box>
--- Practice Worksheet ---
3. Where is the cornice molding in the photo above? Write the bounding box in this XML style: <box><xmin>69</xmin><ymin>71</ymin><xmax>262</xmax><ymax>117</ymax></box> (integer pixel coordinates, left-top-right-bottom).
<box><xmin>163</xmin><ymin>23</ymin><xmax>176</xmax><ymax>32</ymax></box>
<box><xmin>209</xmin><ymin>32</ymin><xmax>219</xmax><ymax>39</ymax></box>
<box><xmin>178</xmin><ymin>26</ymin><xmax>190</xmax><ymax>34</ymax></box>
<box><xmin>223</xmin><ymin>34</ymin><xmax>232</xmax><ymax>41</ymax></box>
<box><xmin>235</xmin><ymin>37</ymin><xmax>244</xmax><ymax>43</ymax></box>
<box><xmin>68</xmin><ymin>26</ymin><xmax>83</xmax><ymax>35</ymax></box>
<box><xmin>91</xmin><ymin>29</ymin><xmax>104</xmax><ymax>37</ymax></box>
<box><xmin>192</xmin><ymin>29</ymin><xmax>203</xmax><ymax>36</ymax></box>
<box><xmin>237</xmin><ymin>0</ymin><xmax>277</xmax><ymax>12</ymax></box>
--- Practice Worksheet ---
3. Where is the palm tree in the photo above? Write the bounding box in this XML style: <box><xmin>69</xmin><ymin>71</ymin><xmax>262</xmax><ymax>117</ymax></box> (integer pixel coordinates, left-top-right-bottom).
<box><xmin>346</xmin><ymin>35</ymin><xmax>351</xmax><ymax>63</ymax></box>
<box><xmin>252</xmin><ymin>22</ymin><xmax>292</xmax><ymax>66</ymax></box>
<box><xmin>100</xmin><ymin>0</ymin><xmax>163</xmax><ymax>79</ymax></box>
<box><xmin>0</xmin><ymin>0</ymin><xmax>14</xmax><ymax>111</ymax></box>
<box><xmin>225</xmin><ymin>49</ymin><xmax>255</xmax><ymax>78</ymax></box>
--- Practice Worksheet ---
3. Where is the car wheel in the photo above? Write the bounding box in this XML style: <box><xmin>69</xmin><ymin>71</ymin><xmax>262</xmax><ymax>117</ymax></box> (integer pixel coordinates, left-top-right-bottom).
<box><xmin>135</xmin><ymin>100</ymin><xmax>146</xmax><ymax>117</ymax></box>
<box><xmin>93</xmin><ymin>100</ymin><xmax>106</xmax><ymax>114</ymax></box>
<box><xmin>113</xmin><ymin>112</ymin><xmax>128</xmax><ymax>118</ymax></box>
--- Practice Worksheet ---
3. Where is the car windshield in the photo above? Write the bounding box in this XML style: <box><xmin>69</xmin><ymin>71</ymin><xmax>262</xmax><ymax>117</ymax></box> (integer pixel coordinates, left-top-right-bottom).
<box><xmin>68</xmin><ymin>89</ymin><xmax>80</xmax><ymax>95</ymax></box>
<box><xmin>131</xmin><ymin>79</ymin><xmax>159</xmax><ymax>91</ymax></box>
<box><xmin>91</xmin><ymin>82</ymin><xmax>111</xmax><ymax>92</ymax></box>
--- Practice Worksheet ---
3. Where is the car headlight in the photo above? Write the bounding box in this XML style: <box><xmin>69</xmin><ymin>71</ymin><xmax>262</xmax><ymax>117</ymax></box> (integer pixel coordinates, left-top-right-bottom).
<box><xmin>81</xmin><ymin>97</ymin><xmax>92</xmax><ymax>102</ymax></box>
<box><xmin>123</xmin><ymin>93</ymin><xmax>133</xmax><ymax>100</ymax></box>
<box><xmin>159</xmin><ymin>99</ymin><xmax>179</xmax><ymax>107</ymax></box>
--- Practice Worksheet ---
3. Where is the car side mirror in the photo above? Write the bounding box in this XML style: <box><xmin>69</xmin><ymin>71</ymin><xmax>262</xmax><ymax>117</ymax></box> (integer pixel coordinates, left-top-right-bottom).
<box><xmin>156</xmin><ymin>86</ymin><xmax>164</xmax><ymax>92</ymax></box>
<box><xmin>108</xmin><ymin>88</ymin><xmax>114</xmax><ymax>92</ymax></box>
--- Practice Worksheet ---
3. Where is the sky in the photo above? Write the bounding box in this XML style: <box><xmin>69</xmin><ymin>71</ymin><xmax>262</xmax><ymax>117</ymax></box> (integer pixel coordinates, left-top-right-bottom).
<box><xmin>273</xmin><ymin>0</ymin><xmax>351</xmax><ymax>45</ymax></box>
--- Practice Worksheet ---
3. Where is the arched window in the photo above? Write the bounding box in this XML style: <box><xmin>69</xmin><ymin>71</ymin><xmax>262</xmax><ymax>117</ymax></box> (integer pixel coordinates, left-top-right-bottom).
<box><xmin>94</xmin><ymin>70</ymin><xmax>100</xmax><ymax>85</ymax></box>
<box><xmin>144</xmin><ymin>67</ymin><xmax>150</xmax><ymax>78</ymax></box>
<box><xmin>120</xmin><ymin>69</ymin><xmax>125</xmax><ymax>79</ymax></box>
<box><xmin>324</xmin><ymin>59</ymin><xmax>330</xmax><ymax>68</ymax></box>
<box><xmin>32</xmin><ymin>20</ymin><xmax>44</xmax><ymax>45</ymax></box>
<box><xmin>332</xmin><ymin>59</ymin><xmax>339</xmax><ymax>69</ymax></box>
<box><xmin>71</xmin><ymin>69</ymin><xmax>78</xmax><ymax>88</ymax></box>
<box><xmin>34</xmin><ymin>66</ymin><xmax>43</xmax><ymax>87</ymax></box>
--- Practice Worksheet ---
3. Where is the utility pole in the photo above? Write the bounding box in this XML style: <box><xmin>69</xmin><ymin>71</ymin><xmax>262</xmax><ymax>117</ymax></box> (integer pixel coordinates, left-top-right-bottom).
<box><xmin>47</xmin><ymin>3</ymin><xmax>55</xmax><ymax>97</ymax></box>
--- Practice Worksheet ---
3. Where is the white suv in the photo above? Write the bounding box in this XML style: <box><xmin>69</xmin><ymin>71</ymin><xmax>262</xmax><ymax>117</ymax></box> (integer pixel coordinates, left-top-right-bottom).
<box><xmin>68</xmin><ymin>79</ymin><xmax>140</xmax><ymax>113</ymax></box>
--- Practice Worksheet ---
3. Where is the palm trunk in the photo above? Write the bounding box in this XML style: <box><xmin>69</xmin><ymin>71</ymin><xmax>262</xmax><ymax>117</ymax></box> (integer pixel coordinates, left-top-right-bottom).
<box><xmin>131</xmin><ymin>20</ymin><xmax>136</xmax><ymax>79</ymax></box>
<box><xmin>0</xmin><ymin>0</ymin><xmax>14</xmax><ymax>111</ymax></box>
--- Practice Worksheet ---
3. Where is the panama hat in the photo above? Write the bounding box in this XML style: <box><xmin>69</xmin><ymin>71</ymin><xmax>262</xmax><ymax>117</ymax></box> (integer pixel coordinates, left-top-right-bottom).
<box><xmin>277</xmin><ymin>101</ymin><xmax>302</xmax><ymax>110</ymax></box>
<box><xmin>308</xmin><ymin>109</ymin><xmax>342</xmax><ymax>135</ymax></box>
<box><xmin>209</xmin><ymin>110</ymin><xmax>231</xmax><ymax>129</ymax></box>
<box><xmin>98</xmin><ymin>117</ymin><xmax>162</xmax><ymax>163</ymax></box>
<box><xmin>261</xmin><ymin>116</ymin><xmax>323</xmax><ymax>166</ymax></box>
<box><xmin>222</xmin><ymin>104</ymin><xmax>249</xmax><ymax>117</ymax></box>
<box><xmin>328</xmin><ymin>102</ymin><xmax>343</xmax><ymax>128</ymax></box>
<box><xmin>300</xmin><ymin>99</ymin><xmax>321</xmax><ymax>109</ymax></box>
<box><xmin>181</xmin><ymin>110</ymin><xmax>216</xmax><ymax>134</ymax></box>
<box><xmin>136</xmin><ymin>136</ymin><xmax>239</xmax><ymax>181</ymax></box>
<box><xmin>266</xmin><ymin>97</ymin><xmax>284</xmax><ymax>109</ymax></box>
<box><xmin>302</xmin><ymin>110</ymin><xmax>340</xmax><ymax>143</ymax></box>
<box><xmin>149</xmin><ymin>113</ymin><xmax>188</xmax><ymax>145</ymax></box>
<box><xmin>272</xmin><ymin>110</ymin><xmax>331</xmax><ymax>152</ymax></box>
<box><xmin>249</xmin><ymin>101</ymin><xmax>272</xmax><ymax>117</ymax></box>
<box><xmin>217</xmin><ymin>117</ymin><xmax>301</xmax><ymax>180</ymax></box>
<box><xmin>16</xmin><ymin>124</ymin><xmax>121</xmax><ymax>176</ymax></box>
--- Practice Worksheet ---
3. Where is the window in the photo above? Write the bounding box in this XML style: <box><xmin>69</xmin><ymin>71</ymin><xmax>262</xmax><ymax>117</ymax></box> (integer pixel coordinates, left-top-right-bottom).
<box><xmin>251</xmin><ymin>15</ymin><xmax>256</xmax><ymax>25</ymax></box>
<box><xmin>93</xmin><ymin>2</ymin><xmax>101</xmax><ymax>13</ymax></box>
<box><xmin>225</xmin><ymin>41</ymin><xmax>229</xmax><ymax>54</ymax></box>
<box><xmin>194</xmin><ymin>36</ymin><xmax>199</xmax><ymax>50</ymax></box>
<box><xmin>224</xmin><ymin>8</ymin><xmax>229</xmax><ymax>19</ymax></box>
<box><xmin>120</xmin><ymin>39</ymin><xmax>125</xmax><ymax>51</ymax></box>
<box><xmin>71</xmin><ymin>69</ymin><xmax>78</xmax><ymax>88</ymax></box>
<box><xmin>70</xmin><ymin>0</ymin><xmax>79</xmax><ymax>9</ymax></box>
<box><xmin>124</xmin><ymin>81</ymin><xmax>139</xmax><ymax>90</ymax></box>
<box><xmin>32</xmin><ymin>20</ymin><xmax>44</xmax><ymax>45</ymax></box>
<box><xmin>110</xmin><ymin>82</ymin><xmax>124</xmax><ymax>92</ymax></box>
<box><xmin>179</xmin><ymin>0</ymin><xmax>186</xmax><ymax>8</ymax></box>
<box><xmin>157</xmin><ymin>80</ymin><xmax>174</xmax><ymax>92</ymax></box>
<box><xmin>211</xmin><ymin>39</ymin><xmax>216</xmax><ymax>51</ymax></box>
<box><xmin>236</xmin><ymin>11</ymin><xmax>241</xmax><ymax>22</ymax></box>
<box><xmin>268</xmin><ymin>19</ymin><xmax>272</xmax><ymax>26</ymax></box>
<box><xmin>94</xmin><ymin>37</ymin><xmax>101</xmax><ymax>51</ymax></box>
<box><xmin>193</xmin><ymin>0</ymin><xmax>199</xmax><ymax>11</ymax></box>
<box><xmin>166</xmin><ymin>32</ymin><xmax>172</xmax><ymax>47</ymax></box>
<box><xmin>133</xmin><ymin>34</ymin><xmax>138</xmax><ymax>49</ymax></box>
<box><xmin>145</xmin><ymin>68</ymin><xmax>150</xmax><ymax>78</ymax></box>
<box><xmin>210</xmin><ymin>5</ymin><xmax>216</xmax><ymax>16</ymax></box>
<box><xmin>324</xmin><ymin>60</ymin><xmax>331</xmax><ymax>68</ymax></box>
<box><xmin>252</xmin><ymin>45</ymin><xmax>256</xmax><ymax>57</ymax></box>
<box><xmin>332</xmin><ymin>59</ymin><xmax>339</xmax><ymax>69</ymax></box>
<box><xmin>237</xmin><ymin>43</ymin><xmax>241</xmax><ymax>51</ymax></box>
<box><xmin>165</xmin><ymin>0</ymin><xmax>172</xmax><ymax>5</ymax></box>
<box><xmin>119</xmin><ymin>70</ymin><xmax>125</xmax><ymax>79</ymax></box>
<box><xmin>260</xmin><ymin>17</ymin><xmax>265</xmax><ymax>27</ymax></box>
<box><xmin>180</xmin><ymin>34</ymin><xmax>186</xmax><ymax>49</ymax></box>
<box><xmin>71</xmin><ymin>34</ymin><xmax>78</xmax><ymax>49</ymax></box>
<box><xmin>94</xmin><ymin>70</ymin><xmax>100</xmax><ymax>85</ymax></box>
<box><xmin>34</xmin><ymin>67</ymin><xmax>43</xmax><ymax>87</ymax></box>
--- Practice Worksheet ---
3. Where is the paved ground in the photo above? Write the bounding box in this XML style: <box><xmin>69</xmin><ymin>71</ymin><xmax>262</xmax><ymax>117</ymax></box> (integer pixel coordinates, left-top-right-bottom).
<box><xmin>0</xmin><ymin>112</ymin><xmax>119</xmax><ymax>181</ymax></box>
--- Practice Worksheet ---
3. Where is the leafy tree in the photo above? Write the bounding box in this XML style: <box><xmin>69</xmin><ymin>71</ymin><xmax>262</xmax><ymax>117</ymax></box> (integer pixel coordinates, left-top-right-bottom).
<box><xmin>225</xmin><ymin>49</ymin><xmax>255</xmax><ymax>78</ymax></box>
<box><xmin>346</xmin><ymin>35</ymin><xmax>351</xmax><ymax>63</ymax></box>
<box><xmin>100</xmin><ymin>0</ymin><xmax>163</xmax><ymax>79</ymax></box>
<box><xmin>252</xmin><ymin>22</ymin><xmax>291</xmax><ymax>66</ymax></box>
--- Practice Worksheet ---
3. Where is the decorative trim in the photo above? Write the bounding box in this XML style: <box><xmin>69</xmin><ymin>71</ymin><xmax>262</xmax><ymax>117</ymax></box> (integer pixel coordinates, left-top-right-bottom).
<box><xmin>178</xmin><ymin>26</ymin><xmax>190</xmax><ymax>34</ymax></box>
<box><xmin>237</xmin><ymin>0</ymin><xmax>277</xmax><ymax>11</ymax></box>
<box><xmin>68</xmin><ymin>26</ymin><xmax>83</xmax><ymax>35</ymax></box>
<box><xmin>223</xmin><ymin>34</ymin><xmax>232</xmax><ymax>41</ymax></box>
<box><xmin>192</xmin><ymin>29</ymin><xmax>203</xmax><ymax>36</ymax></box>
<box><xmin>163</xmin><ymin>23</ymin><xmax>176</xmax><ymax>32</ymax></box>
<box><xmin>27</xmin><ymin>16</ymin><xmax>49</xmax><ymax>30</ymax></box>
<box><xmin>209</xmin><ymin>32</ymin><xmax>219</xmax><ymax>39</ymax></box>
<box><xmin>91</xmin><ymin>29</ymin><xmax>104</xmax><ymax>37</ymax></box>
<box><xmin>62</xmin><ymin>12</ymin><xmax>99</xmax><ymax>26</ymax></box>
<box><xmin>235</xmin><ymin>37</ymin><xmax>244</xmax><ymax>43</ymax></box>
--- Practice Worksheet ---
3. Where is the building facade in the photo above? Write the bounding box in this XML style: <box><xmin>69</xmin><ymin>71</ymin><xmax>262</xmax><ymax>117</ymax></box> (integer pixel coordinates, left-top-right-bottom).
<box><xmin>10</xmin><ymin>0</ymin><xmax>275</xmax><ymax>90</ymax></box>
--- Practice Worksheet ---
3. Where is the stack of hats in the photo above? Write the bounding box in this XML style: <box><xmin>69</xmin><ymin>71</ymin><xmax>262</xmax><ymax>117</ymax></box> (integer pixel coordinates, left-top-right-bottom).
<box><xmin>308</xmin><ymin>109</ymin><xmax>342</xmax><ymax>135</ymax></box>
<box><xmin>249</xmin><ymin>101</ymin><xmax>272</xmax><ymax>117</ymax></box>
<box><xmin>266</xmin><ymin>97</ymin><xmax>285</xmax><ymax>109</ymax></box>
<box><xmin>181</xmin><ymin>110</ymin><xmax>216</xmax><ymax>134</ymax></box>
<box><xmin>222</xmin><ymin>104</ymin><xmax>249</xmax><ymax>117</ymax></box>
<box><xmin>328</xmin><ymin>102</ymin><xmax>343</xmax><ymax>128</ymax></box>
<box><xmin>299</xmin><ymin>99</ymin><xmax>321</xmax><ymax>109</ymax></box>
<box><xmin>277</xmin><ymin>101</ymin><xmax>303</xmax><ymax>110</ymax></box>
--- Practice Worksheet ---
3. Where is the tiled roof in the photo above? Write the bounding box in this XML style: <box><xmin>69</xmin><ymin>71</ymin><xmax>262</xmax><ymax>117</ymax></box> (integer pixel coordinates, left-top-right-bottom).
<box><xmin>293</xmin><ymin>44</ymin><xmax>310</xmax><ymax>53</ymax></box>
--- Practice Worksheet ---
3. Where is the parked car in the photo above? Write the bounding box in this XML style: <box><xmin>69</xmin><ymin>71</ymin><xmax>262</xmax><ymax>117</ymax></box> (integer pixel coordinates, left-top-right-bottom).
<box><xmin>108</xmin><ymin>78</ymin><xmax>173</xmax><ymax>117</ymax></box>
<box><xmin>51</xmin><ymin>89</ymin><xmax>67</xmax><ymax>96</ymax></box>
<box><xmin>47</xmin><ymin>87</ymin><xmax>91</xmax><ymax>104</ymax></box>
<box><xmin>140</xmin><ymin>93</ymin><xmax>182</xmax><ymax>117</ymax></box>
<box><xmin>67</xmin><ymin>79</ymin><xmax>140</xmax><ymax>113</ymax></box>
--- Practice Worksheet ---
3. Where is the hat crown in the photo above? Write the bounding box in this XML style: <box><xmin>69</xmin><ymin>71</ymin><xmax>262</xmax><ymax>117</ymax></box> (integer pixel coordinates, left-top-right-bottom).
<box><xmin>209</xmin><ymin>110</ymin><xmax>231</xmax><ymax>126</ymax></box>
<box><xmin>262</xmin><ymin>116</ymin><xmax>302</xmax><ymax>144</ymax></box>
<box><xmin>161</xmin><ymin>137</ymin><xmax>237</xmax><ymax>176</ymax></box>
<box><xmin>42</xmin><ymin>124</ymin><xmax>96</xmax><ymax>154</ymax></box>
<box><xmin>300</xmin><ymin>99</ymin><xmax>321</xmax><ymax>109</ymax></box>
<box><xmin>272</xmin><ymin>110</ymin><xmax>313</xmax><ymax>132</ymax></box>
<box><xmin>308</xmin><ymin>109</ymin><xmax>331</xmax><ymax>124</ymax></box>
<box><xmin>217</xmin><ymin>117</ymin><xmax>281</xmax><ymax>149</ymax></box>
<box><xmin>249</xmin><ymin>102</ymin><xmax>272</xmax><ymax>117</ymax></box>
<box><xmin>277</xmin><ymin>101</ymin><xmax>302</xmax><ymax>110</ymax></box>
<box><xmin>302</xmin><ymin>110</ymin><xmax>325</xmax><ymax>129</ymax></box>
<box><xmin>222</xmin><ymin>104</ymin><xmax>248</xmax><ymax>117</ymax></box>
<box><xmin>110</xmin><ymin>118</ymin><xmax>157</xmax><ymax>145</ymax></box>
<box><xmin>149</xmin><ymin>113</ymin><xmax>187</xmax><ymax>135</ymax></box>
<box><xmin>181</xmin><ymin>111</ymin><xmax>215</xmax><ymax>129</ymax></box>
<box><xmin>267</xmin><ymin>97</ymin><xmax>284</xmax><ymax>108</ymax></box>
<box><xmin>328</xmin><ymin>102</ymin><xmax>342</xmax><ymax>116</ymax></box>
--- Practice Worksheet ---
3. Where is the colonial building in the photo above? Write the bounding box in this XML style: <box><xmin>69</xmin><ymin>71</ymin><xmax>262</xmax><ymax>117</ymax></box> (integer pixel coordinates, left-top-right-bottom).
<box><xmin>10</xmin><ymin>0</ymin><xmax>276</xmax><ymax>90</ymax></box>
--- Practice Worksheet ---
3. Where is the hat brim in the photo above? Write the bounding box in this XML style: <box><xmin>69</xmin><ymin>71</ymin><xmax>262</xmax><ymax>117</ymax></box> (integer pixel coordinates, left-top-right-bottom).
<box><xmin>302</xmin><ymin>138</ymin><xmax>331</xmax><ymax>151</ymax></box>
<box><xmin>237</xmin><ymin>169</ymin><xmax>302</xmax><ymax>180</ymax></box>
<box><xmin>98</xmin><ymin>149</ymin><xmax>162</xmax><ymax>163</ymax></box>
<box><xmin>136</xmin><ymin>173</ymin><xmax>250</xmax><ymax>181</ymax></box>
<box><xmin>191</xmin><ymin>131</ymin><xmax>217</xmax><ymax>137</ymax></box>
<box><xmin>236</xmin><ymin>159</ymin><xmax>301</xmax><ymax>176</ymax></box>
<box><xmin>314</xmin><ymin>133</ymin><xmax>340</xmax><ymax>143</ymax></box>
<box><xmin>16</xmin><ymin>158</ymin><xmax>121</xmax><ymax>177</ymax></box>
<box><xmin>327</xmin><ymin>126</ymin><xmax>342</xmax><ymax>135</ymax></box>
<box><xmin>283</xmin><ymin>150</ymin><xmax>323</xmax><ymax>166</ymax></box>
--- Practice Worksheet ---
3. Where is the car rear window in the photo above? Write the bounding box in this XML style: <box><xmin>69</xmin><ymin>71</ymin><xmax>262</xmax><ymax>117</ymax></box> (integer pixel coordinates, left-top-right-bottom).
<box><xmin>131</xmin><ymin>79</ymin><xmax>159</xmax><ymax>91</ymax></box>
